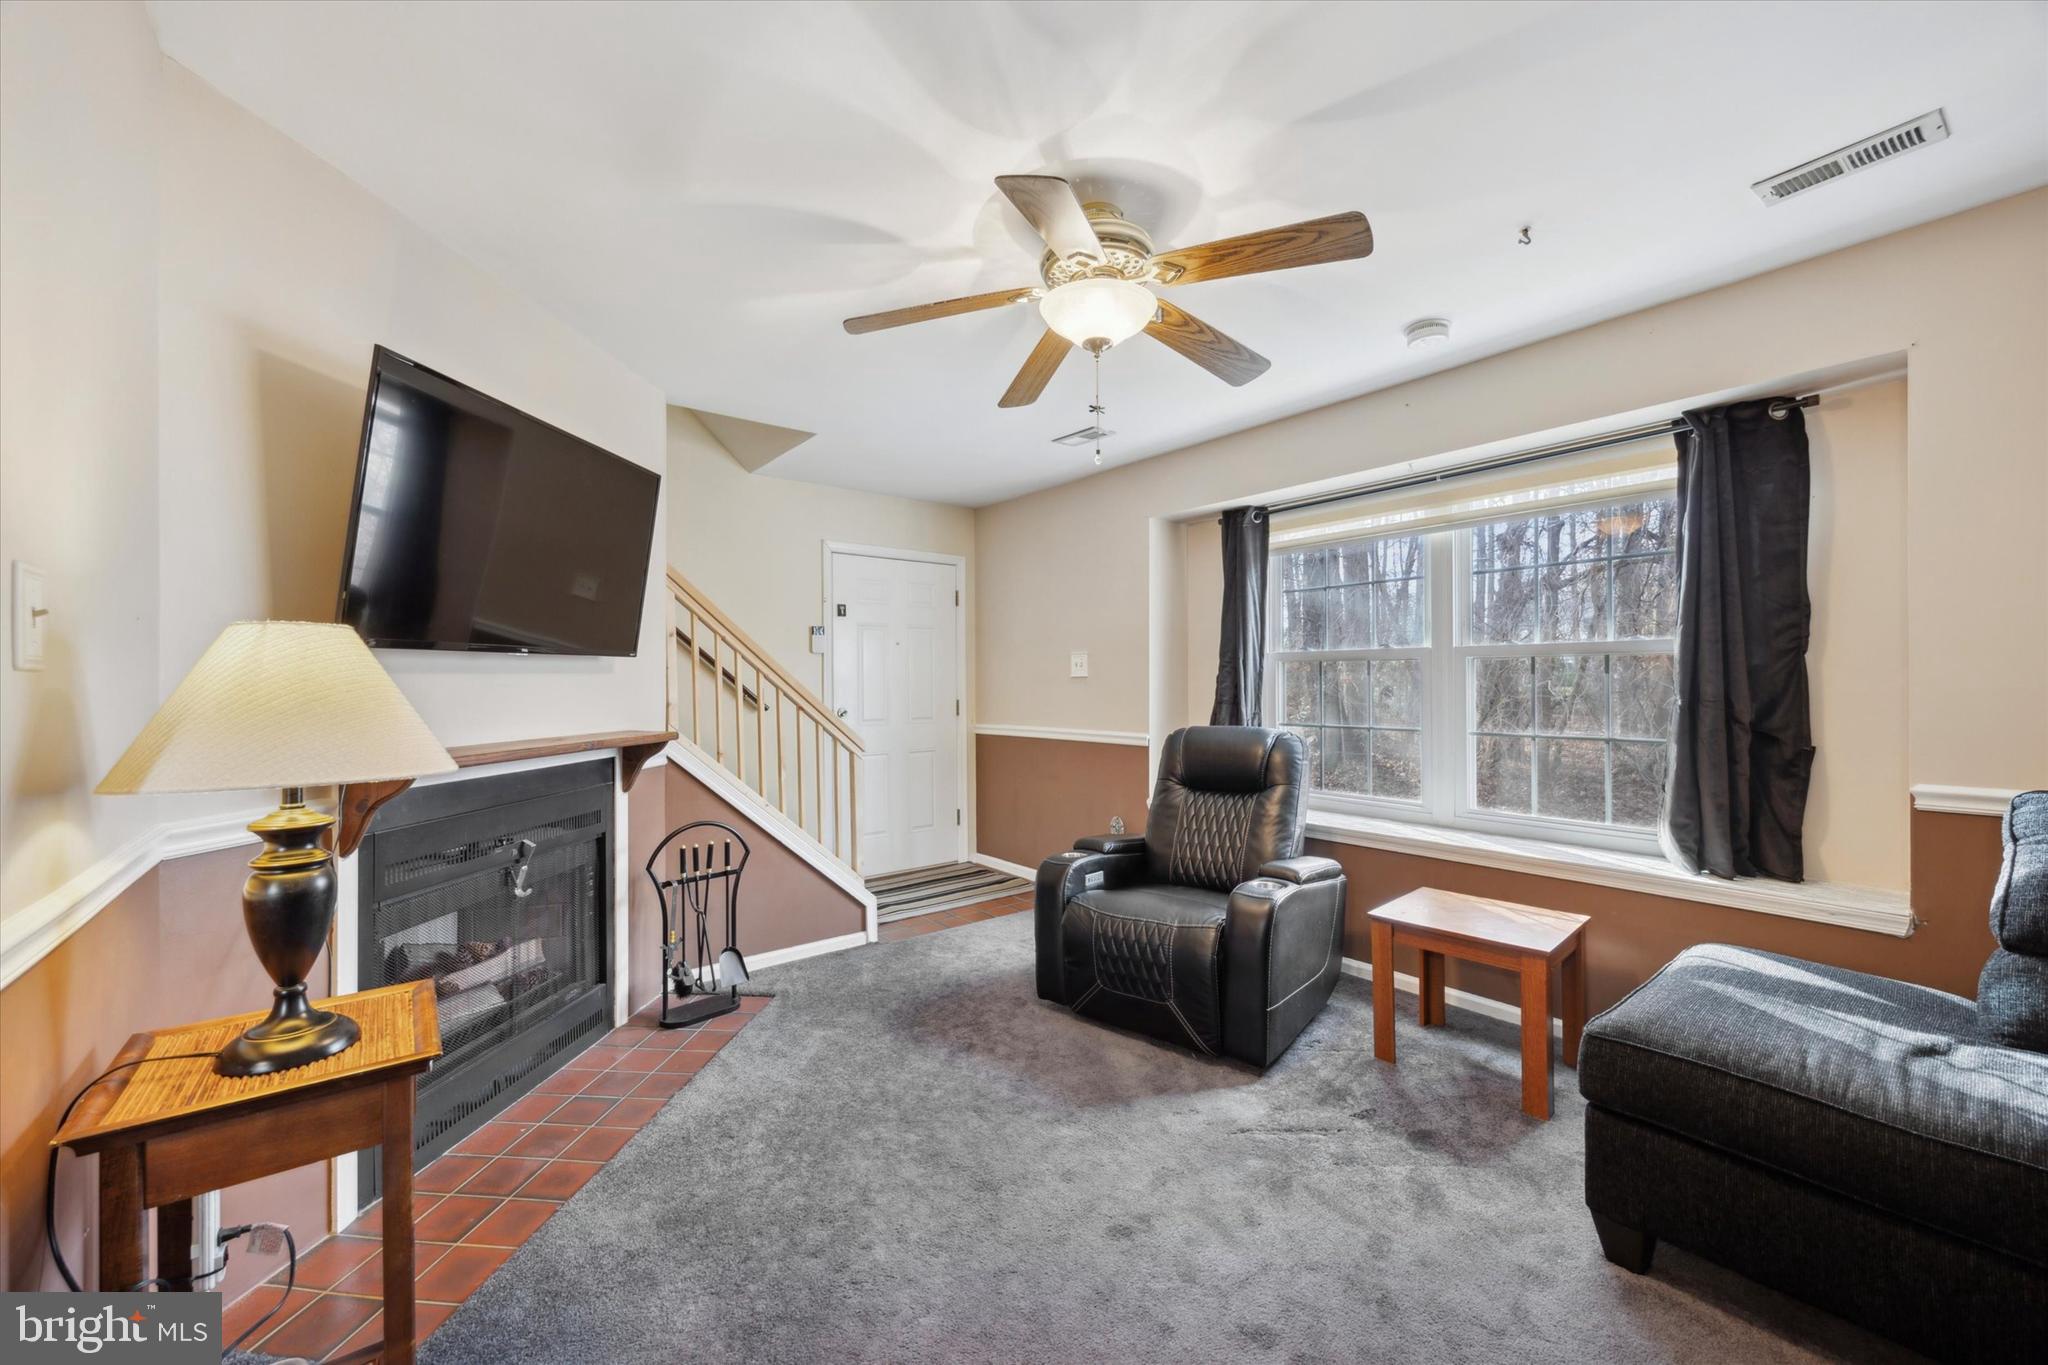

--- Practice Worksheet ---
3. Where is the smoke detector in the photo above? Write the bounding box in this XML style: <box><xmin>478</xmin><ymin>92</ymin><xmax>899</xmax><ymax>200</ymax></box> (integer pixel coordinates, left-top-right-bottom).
<box><xmin>1404</xmin><ymin>318</ymin><xmax>1452</xmax><ymax>350</ymax></box>
<box><xmin>1751</xmin><ymin>110</ymin><xmax>1949</xmax><ymax>205</ymax></box>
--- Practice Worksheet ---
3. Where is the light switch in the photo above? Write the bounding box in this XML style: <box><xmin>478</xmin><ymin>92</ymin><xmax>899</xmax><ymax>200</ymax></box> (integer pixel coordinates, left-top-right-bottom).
<box><xmin>1069</xmin><ymin>650</ymin><xmax>1089</xmax><ymax>678</ymax></box>
<box><xmin>12</xmin><ymin>562</ymin><xmax>46</xmax><ymax>671</ymax></box>
<box><xmin>809</xmin><ymin>624</ymin><xmax>827</xmax><ymax>655</ymax></box>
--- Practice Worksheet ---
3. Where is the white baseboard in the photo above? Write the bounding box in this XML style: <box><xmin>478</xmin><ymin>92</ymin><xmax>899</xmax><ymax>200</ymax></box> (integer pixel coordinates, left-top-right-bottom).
<box><xmin>969</xmin><ymin>851</ymin><xmax>1038</xmax><ymax>882</ymax></box>
<box><xmin>746</xmin><ymin>930</ymin><xmax>869</xmax><ymax>972</ymax></box>
<box><xmin>1339</xmin><ymin>955</ymin><xmax>1563</xmax><ymax>1039</ymax></box>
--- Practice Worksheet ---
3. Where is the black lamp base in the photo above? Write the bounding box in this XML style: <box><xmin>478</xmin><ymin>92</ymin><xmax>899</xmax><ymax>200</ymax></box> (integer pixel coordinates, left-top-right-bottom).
<box><xmin>217</xmin><ymin>792</ymin><xmax>361</xmax><ymax>1077</ymax></box>
<box><xmin>215</xmin><ymin>984</ymin><xmax>362</xmax><ymax>1077</ymax></box>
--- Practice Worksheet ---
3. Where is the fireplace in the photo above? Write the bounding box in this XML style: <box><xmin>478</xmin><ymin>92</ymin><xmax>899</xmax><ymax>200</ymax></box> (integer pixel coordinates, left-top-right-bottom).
<box><xmin>356</xmin><ymin>758</ymin><xmax>613</xmax><ymax>1204</ymax></box>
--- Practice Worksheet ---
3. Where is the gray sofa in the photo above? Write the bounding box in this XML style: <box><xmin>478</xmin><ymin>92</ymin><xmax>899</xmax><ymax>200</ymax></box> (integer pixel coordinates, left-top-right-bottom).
<box><xmin>1579</xmin><ymin>793</ymin><xmax>2048</xmax><ymax>1362</ymax></box>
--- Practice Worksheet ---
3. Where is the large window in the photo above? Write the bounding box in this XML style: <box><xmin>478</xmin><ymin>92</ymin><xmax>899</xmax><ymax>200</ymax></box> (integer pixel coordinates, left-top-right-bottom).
<box><xmin>1270</xmin><ymin>497</ymin><xmax>1679</xmax><ymax>849</ymax></box>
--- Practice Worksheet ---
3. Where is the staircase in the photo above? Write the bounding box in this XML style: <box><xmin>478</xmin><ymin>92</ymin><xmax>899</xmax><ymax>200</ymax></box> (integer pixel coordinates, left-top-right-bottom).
<box><xmin>665</xmin><ymin>569</ymin><xmax>868</xmax><ymax>904</ymax></box>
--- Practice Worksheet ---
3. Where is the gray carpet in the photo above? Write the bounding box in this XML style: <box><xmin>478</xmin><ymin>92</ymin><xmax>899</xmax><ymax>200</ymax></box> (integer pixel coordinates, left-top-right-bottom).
<box><xmin>421</xmin><ymin>913</ymin><xmax>1918</xmax><ymax>1364</ymax></box>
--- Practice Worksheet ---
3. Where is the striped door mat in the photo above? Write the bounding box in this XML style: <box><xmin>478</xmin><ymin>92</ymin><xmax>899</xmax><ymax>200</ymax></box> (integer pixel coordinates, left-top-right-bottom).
<box><xmin>867</xmin><ymin>862</ymin><xmax>1030</xmax><ymax>922</ymax></box>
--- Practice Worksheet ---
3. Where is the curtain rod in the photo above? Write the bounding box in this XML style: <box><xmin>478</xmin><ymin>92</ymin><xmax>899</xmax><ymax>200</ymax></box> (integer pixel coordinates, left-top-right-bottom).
<box><xmin>1265</xmin><ymin>393</ymin><xmax>1818</xmax><ymax>517</ymax></box>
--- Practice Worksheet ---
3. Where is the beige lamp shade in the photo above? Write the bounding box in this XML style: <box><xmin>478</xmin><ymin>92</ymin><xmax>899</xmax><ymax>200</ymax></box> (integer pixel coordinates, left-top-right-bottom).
<box><xmin>97</xmin><ymin>621</ymin><xmax>457</xmax><ymax>794</ymax></box>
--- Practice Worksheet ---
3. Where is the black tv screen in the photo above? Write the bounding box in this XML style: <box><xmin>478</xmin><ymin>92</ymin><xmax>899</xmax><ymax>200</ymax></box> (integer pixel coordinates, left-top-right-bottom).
<box><xmin>336</xmin><ymin>347</ymin><xmax>660</xmax><ymax>656</ymax></box>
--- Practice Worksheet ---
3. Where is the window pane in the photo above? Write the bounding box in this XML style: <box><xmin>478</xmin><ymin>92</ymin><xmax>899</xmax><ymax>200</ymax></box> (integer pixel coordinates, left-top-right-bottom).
<box><xmin>1280</xmin><ymin>546</ymin><xmax>1333</xmax><ymax>591</ymax></box>
<box><xmin>1372</xmin><ymin>576</ymin><xmax>1426</xmax><ymax>647</ymax></box>
<box><xmin>1536</xmin><ymin>654</ymin><xmax>1607</xmax><ymax>735</ymax></box>
<box><xmin>1469</xmin><ymin>568</ymin><xmax>1537</xmax><ymax>643</ymax></box>
<box><xmin>1365</xmin><ymin>533</ymin><xmax>1425</xmax><ymax>582</ymax></box>
<box><xmin>1471</xmin><ymin>657</ymin><xmax>1532</xmax><ymax>733</ymax></box>
<box><xmin>1292</xmin><ymin>726</ymin><xmax>1323</xmax><ymax>788</ymax></box>
<box><xmin>1330</xmin><ymin>540</ymin><xmax>1375</xmax><ymax>585</ymax></box>
<box><xmin>1282</xmin><ymin>661</ymin><xmax>1319</xmax><ymax>726</ymax></box>
<box><xmin>1539</xmin><ymin>561</ymin><xmax>1609</xmax><ymax>642</ymax></box>
<box><xmin>1474</xmin><ymin>736</ymin><xmax>1532</xmax><ymax>813</ymax></box>
<box><xmin>1535</xmin><ymin>738</ymin><xmax>1607</xmax><ymax>822</ymax></box>
<box><xmin>1611</xmin><ymin>654</ymin><xmax>1677</xmax><ymax>740</ymax></box>
<box><xmin>1370</xmin><ymin>658</ymin><xmax>1422</xmax><ymax>727</ymax></box>
<box><xmin>1611</xmin><ymin>740</ymin><xmax>1669</xmax><ymax>827</ymax></box>
<box><xmin>1604</xmin><ymin>500</ymin><xmax>1674</xmax><ymax>557</ymax></box>
<box><xmin>1326</xmin><ymin>585</ymin><xmax>1372</xmax><ymax>649</ymax></box>
<box><xmin>1371</xmin><ymin>730</ymin><xmax>1421</xmax><ymax>800</ymax></box>
<box><xmin>1472</xmin><ymin>519</ymin><xmax>1542</xmax><ymax>572</ymax></box>
<box><xmin>1281</xmin><ymin>587</ymin><xmax>1327</xmax><ymax>650</ymax></box>
<box><xmin>1320</xmin><ymin>660</ymin><xmax>1370</xmax><ymax>726</ymax></box>
<box><xmin>1322</xmin><ymin>728</ymin><xmax>1371</xmax><ymax>795</ymax></box>
<box><xmin>1536</xmin><ymin>508</ymin><xmax>1606</xmax><ymax>561</ymax></box>
<box><xmin>1614</xmin><ymin>554</ymin><xmax>1678</xmax><ymax>639</ymax></box>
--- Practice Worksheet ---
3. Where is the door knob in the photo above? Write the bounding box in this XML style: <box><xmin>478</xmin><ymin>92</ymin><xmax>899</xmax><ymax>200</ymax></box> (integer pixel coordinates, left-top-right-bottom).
<box><xmin>836</xmin><ymin>708</ymin><xmax>848</xmax><ymax>718</ymax></box>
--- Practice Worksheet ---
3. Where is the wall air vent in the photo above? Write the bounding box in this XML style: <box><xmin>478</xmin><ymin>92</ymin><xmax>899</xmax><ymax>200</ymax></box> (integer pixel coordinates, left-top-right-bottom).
<box><xmin>1751</xmin><ymin>110</ymin><xmax>1948</xmax><ymax>205</ymax></box>
<box><xmin>1052</xmin><ymin>426</ymin><xmax>1113</xmax><ymax>446</ymax></box>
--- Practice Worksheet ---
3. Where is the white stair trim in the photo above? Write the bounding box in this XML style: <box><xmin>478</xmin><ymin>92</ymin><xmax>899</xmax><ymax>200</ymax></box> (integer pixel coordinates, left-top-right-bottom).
<box><xmin>970</xmin><ymin>852</ymin><xmax>1038</xmax><ymax>882</ymax></box>
<box><xmin>652</xmin><ymin>742</ymin><xmax>878</xmax><ymax>932</ymax></box>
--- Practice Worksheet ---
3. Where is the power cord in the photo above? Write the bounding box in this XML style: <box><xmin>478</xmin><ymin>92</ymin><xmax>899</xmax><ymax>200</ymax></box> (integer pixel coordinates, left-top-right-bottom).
<box><xmin>44</xmin><ymin>1053</ymin><xmax>302</xmax><ymax>1356</ymax></box>
<box><xmin>44</xmin><ymin>1051</ymin><xmax>214</xmax><ymax>1292</ymax></box>
<box><xmin>222</xmin><ymin>1223</ymin><xmax>297</xmax><ymax>1354</ymax></box>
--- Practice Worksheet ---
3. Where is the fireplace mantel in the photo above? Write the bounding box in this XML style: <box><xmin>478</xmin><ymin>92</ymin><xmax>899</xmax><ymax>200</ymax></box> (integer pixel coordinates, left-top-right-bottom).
<box><xmin>337</xmin><ymin>728</ymin><xmax>674</xmax><ymax>856</ymax></box>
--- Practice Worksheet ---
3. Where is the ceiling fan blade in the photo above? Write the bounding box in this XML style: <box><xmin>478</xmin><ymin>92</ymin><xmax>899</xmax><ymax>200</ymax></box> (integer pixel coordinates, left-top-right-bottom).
<box><xmin>843</xmin><ymin>287</ymin><xmax>1035</xmax><ymax>335</ymax></box>
<box><xmin>1150</xmin><ymin>212</ymin><xmax>1373</xmax><ymax>286</ymax></box>
<box><xmin>1145</xmin><ymin>300</ymin><xmax>1271</xmax><ymax>387</ymax></box>
<box><xmin>995</xmin><ymin>175</ymin><xmax>1104</xmax><ymax>265</ymax></box>
<box><xmin>998</xmin><ymin>329</ymin><xmax>1073</xmax><ymax>408</ymax></box>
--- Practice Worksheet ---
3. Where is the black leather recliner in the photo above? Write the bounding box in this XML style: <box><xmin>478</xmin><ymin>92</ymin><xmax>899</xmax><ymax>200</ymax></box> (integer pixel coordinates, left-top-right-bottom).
<box><xmin>1035</xmin><ymin>726</ymin><xmax>1347</xmax><ymax>1067</ymax></box>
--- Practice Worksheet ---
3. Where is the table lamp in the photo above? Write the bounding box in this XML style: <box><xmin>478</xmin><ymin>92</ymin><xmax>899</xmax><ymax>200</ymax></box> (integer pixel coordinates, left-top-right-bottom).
<box><xmin>98</xmin><ymin>621</ymin><xmax>455</xmax><ymax>1076</ymax></box>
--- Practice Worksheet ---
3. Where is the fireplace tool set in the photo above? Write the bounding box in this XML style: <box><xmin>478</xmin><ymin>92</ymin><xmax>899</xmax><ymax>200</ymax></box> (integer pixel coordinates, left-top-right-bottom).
<box><xmin>645</xmin><ymin>820</ymin><xmax>752</xmax><ymax>1027</ymax></box>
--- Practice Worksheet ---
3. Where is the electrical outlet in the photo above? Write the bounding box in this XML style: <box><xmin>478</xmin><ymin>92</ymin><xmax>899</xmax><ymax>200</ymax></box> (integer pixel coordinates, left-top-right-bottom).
<box><xmin>12</xmin><ymin>562</ymin><xmax>46</xmax><ymax>670</ymax></box>
<box><xmin>1069</xmin><ymin>650</ymin><xmax>1089</xmax><ymax>678</ymax></box>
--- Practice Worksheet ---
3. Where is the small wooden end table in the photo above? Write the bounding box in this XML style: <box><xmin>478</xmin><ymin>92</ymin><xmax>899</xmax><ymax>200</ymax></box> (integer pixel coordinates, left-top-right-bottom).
<box><xmin>1367</xmin><ymin>888</ymin><xmax>1589</xmax><ymax>1119</ymax></box>
<box><xmin>53</xmin><ymin>981</ymin><xmax>440</xmax><ymax>1362</ymax></box>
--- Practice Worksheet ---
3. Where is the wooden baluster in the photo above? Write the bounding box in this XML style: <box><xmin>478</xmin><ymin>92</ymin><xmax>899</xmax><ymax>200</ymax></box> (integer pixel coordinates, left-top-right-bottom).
<box><xmin>754</xmin><ymin>660</ymin><xmax>767</xmax><ymax>799</ymax></box>
<box><xmin>687</xmin><ymin>609</ymin><xmax>701</xmax><ymax>748</ymax></box>
<box><xmin>848</xmin><ymin>743</ymin><xmax>860</xmax><ymax>874</ymax></box>
<box><xmin>712</xmin><ymin>629</ymin><xmax>725</xmax><ymax>767</ymax></box>
<box><xmin>795</xmin><ymin>712</ymin><xmax>806</xmax><ymax>836</ymax></box>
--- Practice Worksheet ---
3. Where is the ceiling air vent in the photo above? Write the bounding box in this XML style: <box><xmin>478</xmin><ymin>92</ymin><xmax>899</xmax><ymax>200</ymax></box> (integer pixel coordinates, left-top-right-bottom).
<box><xmin>1751</xmin><ymin>109</ymin><xmax>1949</xmax><ymax>205</ymax></box>
<box><xmin>1052</xmin><ymin>426</ymin><xmax>1113</xmax><ymax>446</ymax></box>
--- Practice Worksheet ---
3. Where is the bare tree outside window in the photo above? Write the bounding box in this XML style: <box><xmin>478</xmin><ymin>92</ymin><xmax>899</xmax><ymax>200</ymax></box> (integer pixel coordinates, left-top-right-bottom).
<box><xmin>1270</xmin><ymin>495</ymin><xmax>1678</xmax><ymax>845</ymax></box>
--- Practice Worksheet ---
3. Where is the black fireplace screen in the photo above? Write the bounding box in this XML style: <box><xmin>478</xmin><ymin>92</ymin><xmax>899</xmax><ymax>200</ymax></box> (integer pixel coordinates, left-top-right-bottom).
<box><xmin>357</xmin><ymin>759</ymin><xmax>613</xmax><ymax>1204</ymax></box>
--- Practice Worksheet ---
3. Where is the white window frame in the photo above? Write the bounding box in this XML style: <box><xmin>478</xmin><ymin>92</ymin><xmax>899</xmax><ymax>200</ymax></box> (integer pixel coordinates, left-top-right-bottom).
<box><xmin>1266</xmin><ymin>513</ymin><xmax>1676</xmax><ymax>856</ymax></box>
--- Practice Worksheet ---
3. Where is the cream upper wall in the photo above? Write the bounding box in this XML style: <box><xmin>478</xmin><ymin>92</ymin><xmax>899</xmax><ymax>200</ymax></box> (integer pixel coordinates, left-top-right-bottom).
<box><xmin>1178</xmin><ymin>378</ymin><xmax>1911</xmax><ymax>890</ymax></box>
<box><xmin>976</xmin><ymin>189</ymin><xmax>2048</xmax><ymax>802</ymax></box>
<box><xmin>0</xmin><ymin>1</ymin><xmax>164</xmax><ymax>918</ymax></box>
<box><xmin>155</xmin><ymin>58</ymin><xmax>670</xmax><ymax>812</ymax></box>
<box><xmin>0</xmin><ymin>2</ymin><xmax>673</xmax><ymax>923</ymax></box>
<box><xmin>666</xmin><ymin>407</ymin><xmax>974</xmax><ymax>697</ymax></box>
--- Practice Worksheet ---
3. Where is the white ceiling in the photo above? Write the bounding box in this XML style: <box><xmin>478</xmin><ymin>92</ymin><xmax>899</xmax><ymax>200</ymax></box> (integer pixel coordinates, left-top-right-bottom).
<box><xmin>148</xmin><ymin>1</ymin><xmax>2048</xmax><ymax>506</ymax></box>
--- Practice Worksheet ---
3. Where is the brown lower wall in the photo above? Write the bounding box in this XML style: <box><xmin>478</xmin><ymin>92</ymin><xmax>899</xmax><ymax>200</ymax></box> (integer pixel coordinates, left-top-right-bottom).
<box><xmin>974</xmin><ymin>734</ymin><xmax>1151</xmax><ymax>869</ymax></box>
<box><xmin>974</xmin><ymin>736</ymin><xmax>2005</xmax><ymax>1016</ymax></box>
<box><xmin>0</xmin><ymin>768</ymin><xmax>690</xmax><ymax>1298</ymax></box>
<box><xmin>0</xmin><ymin>845</ymin><xmax>327</xmax><ymax>1297</ymax></box>
<box><xmin>658</xmin><ymin>760</ymin><xmax>867</xmax><ymax>957</ymax></box>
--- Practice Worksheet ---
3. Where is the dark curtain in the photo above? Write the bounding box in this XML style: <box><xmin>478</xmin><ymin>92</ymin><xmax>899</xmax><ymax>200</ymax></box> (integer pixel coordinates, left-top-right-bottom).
<box><xmin>1211</xmin><ymin>506</ymin><xmax>1270</xmax><ymax>726</ymax></box>
<box><xmin>1664</xmin><ymin>399</ymin><xmax>1814</xmax><ymax>881</ymax></box>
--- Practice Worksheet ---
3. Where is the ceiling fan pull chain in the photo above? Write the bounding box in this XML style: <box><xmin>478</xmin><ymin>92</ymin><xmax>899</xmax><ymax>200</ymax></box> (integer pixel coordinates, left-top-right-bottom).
<box><xmin>1090</xmin><ymin>349</ymin><xmax>1105</xmax><ymax>465</ymax></box>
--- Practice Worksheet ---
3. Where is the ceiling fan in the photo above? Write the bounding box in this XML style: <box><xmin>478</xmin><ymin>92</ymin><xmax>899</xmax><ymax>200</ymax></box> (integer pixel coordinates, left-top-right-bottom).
<box><xmin>843</xmin><ymin>175</ymin><xmax>1373</xmax><ymax>408</ymax></box>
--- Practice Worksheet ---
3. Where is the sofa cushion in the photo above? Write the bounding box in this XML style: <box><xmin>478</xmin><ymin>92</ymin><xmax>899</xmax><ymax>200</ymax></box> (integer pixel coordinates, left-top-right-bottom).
<box><xmin>1989</xmin><ymin>791</ymin><xmax>2048</xmax><ymax>955</ymax></box>
<box><xmin>1061</xmin><ymin>884</ymin><xmax>1230</xmax><ymax>1055</ymax></box>
<box><xmin>1579</xmin><ymin>944</ymin><xmax>2048</xmax><ymax>1265</ymax></box>
<box><xmin>1979</xmin><ymin>948</ymin><xmax>2048</xmax><ymax>1053</ymax></box>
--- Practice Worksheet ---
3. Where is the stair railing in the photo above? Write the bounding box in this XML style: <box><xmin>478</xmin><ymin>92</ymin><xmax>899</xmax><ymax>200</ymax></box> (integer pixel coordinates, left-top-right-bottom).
<box><xmin>666</xmin><ymin>568</ymin><xmax>862</xmax><ymax>873</ymax></box>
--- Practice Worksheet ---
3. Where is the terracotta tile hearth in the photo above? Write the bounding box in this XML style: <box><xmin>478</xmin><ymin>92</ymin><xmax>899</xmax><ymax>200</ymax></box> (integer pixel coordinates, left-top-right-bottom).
<box><xmin>222</xmin><ymin>903</ymin><xmax>1030</xmax><ymax>1361</ymax></box>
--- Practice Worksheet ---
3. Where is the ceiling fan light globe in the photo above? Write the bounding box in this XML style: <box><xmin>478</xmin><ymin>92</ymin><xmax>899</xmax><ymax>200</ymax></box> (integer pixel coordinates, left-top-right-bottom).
<box><xmin>1039</xmin><ymin>278</ymin><xmax>1155</xmax><ymax>350</ymax></box>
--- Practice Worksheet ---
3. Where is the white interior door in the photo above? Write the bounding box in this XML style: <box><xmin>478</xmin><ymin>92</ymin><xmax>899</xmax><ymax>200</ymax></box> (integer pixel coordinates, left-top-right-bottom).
<box><xmin>829</xmin><ymin>551</ymin><xmax>961</xmax><ymax>877</ymax></box>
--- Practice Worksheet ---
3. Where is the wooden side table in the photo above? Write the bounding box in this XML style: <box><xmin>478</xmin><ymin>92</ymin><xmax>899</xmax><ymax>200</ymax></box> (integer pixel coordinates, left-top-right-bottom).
<box><xmin>1367</xmin><ymin>888</ymin><xmax>1589</xmax><ymax>1119</ymax></box>
<box><xmin>53</xmin><ymin>981</ymin><xmax>440</xmax><ymax>1362</ymax></box>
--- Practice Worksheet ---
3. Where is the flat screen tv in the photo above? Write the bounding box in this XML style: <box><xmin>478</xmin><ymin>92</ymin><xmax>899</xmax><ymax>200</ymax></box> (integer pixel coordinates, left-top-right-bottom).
<box><xmin>336</xmin><ymin>346</ymin><xmax>660</xmax><ymax>656</ymax></box>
